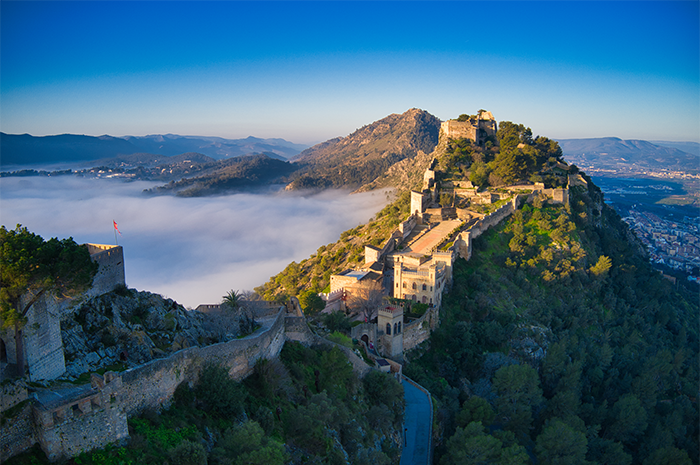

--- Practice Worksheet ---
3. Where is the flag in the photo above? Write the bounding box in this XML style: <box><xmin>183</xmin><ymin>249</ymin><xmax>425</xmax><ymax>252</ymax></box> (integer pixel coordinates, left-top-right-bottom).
<box><xmin>113</xmin><ymin>220</ymin><xmax>122</xmax><ymax>236</ymax></box>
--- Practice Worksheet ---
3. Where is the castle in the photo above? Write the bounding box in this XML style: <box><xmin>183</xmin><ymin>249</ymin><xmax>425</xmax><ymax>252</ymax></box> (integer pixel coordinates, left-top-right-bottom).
<box><xmin>328</xmin><ymin>113</ymin><xmax>574</xmax><ymax>361</ymax></box>
<box><xmin>1</xmin><ymin>111</ymin><xmax>583</xmax><ymax>462</ymax></box>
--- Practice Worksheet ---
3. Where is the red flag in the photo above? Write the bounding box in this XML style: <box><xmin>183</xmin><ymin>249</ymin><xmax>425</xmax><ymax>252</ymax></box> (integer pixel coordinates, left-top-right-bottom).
<box><xmin>113</xmin><ymin>220</ymin><xmax>122</xmax><ymax>236</ymax></box>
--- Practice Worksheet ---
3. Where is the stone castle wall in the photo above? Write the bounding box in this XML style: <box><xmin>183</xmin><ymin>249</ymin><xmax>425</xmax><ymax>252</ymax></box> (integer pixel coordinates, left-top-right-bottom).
<box><xmin>119</xmin><ymin>310</ymin><xmax>287</xmax><ymax>415</ymax></box>
<box><xmin>85</xmin><ymin>245</ymin><xmax>126</xmax><ymax>299</ymax></box>
<box><xmin>441</xmin><ymin>120</ymin><xmax>477</xmax><ymax>142</ymax></box>
<box><xmin>1</xmin><ymin>311</ymin><xmax>375</xmax><ymax>463</ymax></box>
<box><xmin>0</xmin><ymin>401</ymin><xmax>36</xmax><ymax>462</ymax></box>
<box><xmin>286</xmin><ymin>316</ymin><xmax>372</xmax><ymax>377</ymax></box>
<box><xmin>455</xmin><ymin>197</ymin><xmax>520</xmax><ymax>260</ymax></box>
<box><xmin>33</xmin><ymin>374</ymin><xmax>128</xmax><ymax>461</ymax></box>
<box><xmin>403</xmin><ymin>306</ymin><xmax>439</xmax><ymax>353</ymax></box>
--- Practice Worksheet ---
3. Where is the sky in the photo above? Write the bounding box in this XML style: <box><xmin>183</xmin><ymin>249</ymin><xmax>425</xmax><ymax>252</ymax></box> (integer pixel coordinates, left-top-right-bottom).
<box><xmin>1</xmin><ymin>1</ymin><xmax>699</xmax><ymax>144</ymax></box>
<box><xmin>0</xmin><ymin>176</ymin><xmax>392</xmax><ymax>307</ymax></box>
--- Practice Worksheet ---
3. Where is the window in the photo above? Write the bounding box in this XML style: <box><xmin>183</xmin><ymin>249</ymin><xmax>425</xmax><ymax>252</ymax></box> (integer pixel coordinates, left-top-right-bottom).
<box><xmin>422</xmin><ymin>284</ymin><xmax>427</xmax><ymax>290</ymax></box>
<box><xmin>386</xmin><ymin>323</ymin><xmax>391</xmax><ymax>335</ymax></box>
<box><xmin>393</xmin><ymin>323</ymin><xmax>398</xmax><ymax>335</ymax></box>
<box><xmin>398</xmin><ymin>322</ymin><xmax>402</xmax><ymax>334</ymax></box>
<box><xmin>412</xmin><ymin>294</ymin><xmax>417</xmax><ymax>302</ymax></box>
<box><xmin>402</xmin><ymin>282</ymin><xmax>407</xmax><ymax>288</ymax></box>
<box><xmin>422</xmin><ymin>296</ymin><xmax>427</xmax><ymax>304</ymax></box>
<box><xmin>412</xmin><ymin>282</ymin><xmax>417</xmax><ymax>290</ymax></box>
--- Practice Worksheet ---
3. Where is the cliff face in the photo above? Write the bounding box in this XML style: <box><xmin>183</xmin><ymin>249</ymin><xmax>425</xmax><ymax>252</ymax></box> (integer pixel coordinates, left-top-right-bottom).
<box><xmin>287</xmin><ymin>108</ymin><xmax>441</xmax><ymax>190</ymax></box>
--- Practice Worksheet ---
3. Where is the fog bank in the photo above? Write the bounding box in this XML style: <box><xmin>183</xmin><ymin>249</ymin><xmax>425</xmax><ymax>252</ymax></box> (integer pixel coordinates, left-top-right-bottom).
<box><xmin>0</xmin><ymin>176</ymin><xmax>391</xmax><ymax>307</ymax></box>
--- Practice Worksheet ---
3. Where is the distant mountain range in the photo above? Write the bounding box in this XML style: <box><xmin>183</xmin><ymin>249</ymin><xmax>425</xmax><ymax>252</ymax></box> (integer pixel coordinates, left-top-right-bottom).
<box><xmin>3</xmin><ymin>117</ymin><xmax>699</xmax><ymax>196</ymax></box>
<box><xmin>0</xmin><ymin>133</ymin><xmax>308</xmax><ymax>166</ymax></box>
<box><xmin>557</xmin><ymin>137</ymin><xmax>699</xmax><ymax>174</ymax></box>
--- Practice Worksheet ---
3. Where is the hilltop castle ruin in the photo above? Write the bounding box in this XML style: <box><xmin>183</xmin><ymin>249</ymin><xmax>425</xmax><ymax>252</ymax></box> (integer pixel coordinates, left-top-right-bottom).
<box><xmin>327</xmin><ymin>112</ymin><xmax>575</xmax><ymax>362</ymax></box>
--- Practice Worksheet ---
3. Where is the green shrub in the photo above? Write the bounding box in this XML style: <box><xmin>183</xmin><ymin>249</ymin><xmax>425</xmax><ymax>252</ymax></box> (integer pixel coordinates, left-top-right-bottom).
<box><xmin>194</xmin><ymin>364</ymin><xmax>245</xmax><ymax>419</ymax></box>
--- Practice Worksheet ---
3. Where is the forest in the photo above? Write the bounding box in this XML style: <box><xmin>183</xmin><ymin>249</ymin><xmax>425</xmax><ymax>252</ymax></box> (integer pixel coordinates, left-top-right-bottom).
<box><xmin>403</xmin><ymin>179</ymin><xmax>699</xmax><ymax>464</ymax></box>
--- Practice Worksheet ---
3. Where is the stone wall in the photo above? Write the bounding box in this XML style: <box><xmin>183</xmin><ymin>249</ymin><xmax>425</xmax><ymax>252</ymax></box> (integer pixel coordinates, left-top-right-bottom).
<box><xmin>4</xmin><ymin>310</ymin><xmax>376</xmax><ymax>463</ymax></box>
<box><xmin>1</xmin><ymin>379</ymin><xmax>28</xmax><ymax>412</ymax></box>
<box><xmin>441</xmin><ymin>120</ymin><xmax>477</xmax><ymax>142</ymax></box>
<box><xmin>286</xmin><ymin>316</ymin><xmax>372</xmax><ymax>377</ymax></box>
<box><xmin>403</xmin><ymin>306</ymin><xmax>439</xmax><ymax>352</ymax></box>
<box><xmin>33</xmin><ymin>374</ymin><xmax>128</xmax><ymax>461</ymax></box>
<box><xmin>21</xmin><ymin>296</ymin><xmax>67</xmax><ymax>381</ymax></box>
<box><xmin>0</xmin><ymin>401</ymin><xmax>36</xmax><ymax>463</ymax></box>
<box><xmin>85</xmin><ymin>245</ymin><xmax>126</xmax><ymax>298</ymax></box>
<box><xmin>119</xmin><ymin>310</ymin><xmax>287</xmax><ymax>415</ymax></box>
<box><xmin>454</xmin><ymin>198</ymin><xmax>519</xmax><ymax>260</ymax></box>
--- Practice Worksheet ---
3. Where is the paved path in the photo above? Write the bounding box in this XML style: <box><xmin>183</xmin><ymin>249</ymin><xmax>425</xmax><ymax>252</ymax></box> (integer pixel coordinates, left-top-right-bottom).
<box><xmin>405</xmin><ymin>219</ymin><xmax>462</xmax><ymax>254</ymax></box>
<box><xmin>401</xmin><ymin>377</ymin><xmax>432</xmax><ymax>465</ymax></box>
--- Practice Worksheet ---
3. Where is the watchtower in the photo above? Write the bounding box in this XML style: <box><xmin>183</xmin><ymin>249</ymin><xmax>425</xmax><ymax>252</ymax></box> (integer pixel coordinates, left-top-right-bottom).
<box><xmin>377</xmin><ymin>305</ymin><xmax>403</xmax><ymax>359</ymax></box>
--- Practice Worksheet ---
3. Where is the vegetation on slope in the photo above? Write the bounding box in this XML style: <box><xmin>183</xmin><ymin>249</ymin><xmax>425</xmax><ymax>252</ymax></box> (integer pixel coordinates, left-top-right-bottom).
<box><xmin>403</xmin><ymin>181</ymin><xmax>699</xmax><ymax>464</ymax></box>
<box><xmin>435</xmin><ymin>120</ymin><xmax>569</xmax><ymax>189</ymax></box>
<box><xmin>255</xmin><ymin>190</ymin><xmax>411</xmax><ymax>305</ymax></box>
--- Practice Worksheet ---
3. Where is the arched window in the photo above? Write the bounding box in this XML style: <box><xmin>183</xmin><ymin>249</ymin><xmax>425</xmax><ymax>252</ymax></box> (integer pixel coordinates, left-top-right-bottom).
<box><xmin>393</xmin><ymin>323</ymin><xmax>398</xmax><ymax>335</ymax></box>
<box><xmin>398</xmin><ymin>322</ymin><xmax>402</xmax><ymax>334</ymax></box>
<box><xmin>412</xmin><ymin>282</ymin><xmax>417</xmax><ymax>290</ymax></box>
<box><xmin>402</xmin><ymin>282</ymin><xmax>407</xmax><ymax>289</ymax></box>
<box><xmin>386</xmin><ymin>323</ymin><xmax>391</xmax><ymax>335</ymax></box>
<box><xmin>422</xmin><ymin>296</ymin><xmax>428</xmax><ymax>304</ymax></box>
<box><xmin>412</xmin><ymin>294</ymin><xmax>417</xmax><ymax>302</ymax></box>
<box><xmin>422</xmin><ymin>284</ymin><xmax>427</xmax><ymax>291</ymax></box>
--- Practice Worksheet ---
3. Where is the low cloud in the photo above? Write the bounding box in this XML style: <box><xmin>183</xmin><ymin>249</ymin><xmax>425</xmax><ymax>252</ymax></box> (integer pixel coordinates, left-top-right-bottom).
<box><xmin>0</xmin><ymin>176</ymin><xmax>391</xmax><ymax>307</ymax></box>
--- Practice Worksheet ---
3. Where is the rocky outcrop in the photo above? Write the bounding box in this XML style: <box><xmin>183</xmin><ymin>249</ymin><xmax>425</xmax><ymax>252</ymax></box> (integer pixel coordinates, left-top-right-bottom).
<box><xmin>60</xmin><ymin>288</ymin><xmax>244</xmax><ymax>379</ymax></box>
<box><xmin>287</xmin><ymin>108</ymin><xmax>441</xmax><ymax>190</ymax></box>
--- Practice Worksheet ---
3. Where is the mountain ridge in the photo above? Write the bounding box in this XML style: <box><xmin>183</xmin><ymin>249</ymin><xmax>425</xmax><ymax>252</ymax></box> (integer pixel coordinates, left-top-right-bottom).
<box><xmin>0</xmin><ymin>132</ymin><xmax>308</xmax><ymax>166</ymax></box>
<box><xmin>557</xmin><ymin>137</ymin><xmax>698</xmax><ymax>174</ymax></box>
<box><xmin>286</xmin><ymin>108</ymin><xmax>442</xmax><ymax>190</ymax></box>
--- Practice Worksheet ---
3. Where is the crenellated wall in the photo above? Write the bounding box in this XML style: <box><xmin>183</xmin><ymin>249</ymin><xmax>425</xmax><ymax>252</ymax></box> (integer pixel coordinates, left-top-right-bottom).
<box><xmin>0</xmin><ymin>310</ymin><xmax>375</xmax><ymax>463</ymax></box>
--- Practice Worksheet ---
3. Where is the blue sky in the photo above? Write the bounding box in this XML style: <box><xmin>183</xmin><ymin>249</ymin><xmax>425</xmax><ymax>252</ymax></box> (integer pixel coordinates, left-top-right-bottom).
<box><xmin>1</xmin><ymin>1</ymin><xmax>698</xmax><ymax>144</ymax></box>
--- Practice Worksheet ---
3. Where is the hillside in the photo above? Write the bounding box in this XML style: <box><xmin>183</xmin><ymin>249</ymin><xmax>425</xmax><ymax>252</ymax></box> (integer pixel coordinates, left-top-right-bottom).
<box><xmin>143</xmin><ymin>154</ymin><xmax>297</xmax><ymax>197</ymax></box>
<box><xmin>405</xmin><ymin>180</ymin><xmax>699</xmax><ymax>465</ymax></box>
<box><xmin>256</xmin><ymin>113</ymin><xmax>699</xmax><ymax>464</ymax></box>
<box><xmin>287</xmin><ymin>108</ymin><xmax>442</xmax><ymax>190</ymax></box>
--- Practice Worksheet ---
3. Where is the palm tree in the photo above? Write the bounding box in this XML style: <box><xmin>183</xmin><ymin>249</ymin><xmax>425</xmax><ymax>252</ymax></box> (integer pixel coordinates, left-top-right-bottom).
<box><xmin>222</xmin><ymin>290</ymin><xmax>242</xmax><ymax>311</ymax></box>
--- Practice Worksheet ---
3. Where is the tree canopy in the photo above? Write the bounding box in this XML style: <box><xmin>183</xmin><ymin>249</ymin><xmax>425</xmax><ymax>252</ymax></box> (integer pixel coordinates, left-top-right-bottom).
<box><xmin>0</xmin><ymin>225</ymin><xmax>98</xmax><ymax>374</ymax></box>
<box><xmin>0</xmin><ymin>225</ymin><xmax>98</xmax><ymax>324</ymax></box>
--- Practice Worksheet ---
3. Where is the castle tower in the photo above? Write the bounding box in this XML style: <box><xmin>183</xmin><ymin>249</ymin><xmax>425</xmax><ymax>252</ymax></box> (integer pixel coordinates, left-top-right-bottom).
<box><xmin>377</xmin><ymin>305</ymin><xmax>403</xmax><ymax>359</ymax></box>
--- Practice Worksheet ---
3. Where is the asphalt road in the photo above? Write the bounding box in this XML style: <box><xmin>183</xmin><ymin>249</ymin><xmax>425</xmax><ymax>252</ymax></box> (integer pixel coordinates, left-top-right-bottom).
<box><xmin>400</xmin><ymin>377</ymin><xmax>432</xmax><ymax>465</ymax></box>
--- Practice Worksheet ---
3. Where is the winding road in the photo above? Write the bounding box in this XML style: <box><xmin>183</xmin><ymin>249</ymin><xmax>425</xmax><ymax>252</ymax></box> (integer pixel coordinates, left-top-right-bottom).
<box><xmin>400</xmin><ymin>377</ymin><xmax>432</xmax><ymax>465</ymax></box>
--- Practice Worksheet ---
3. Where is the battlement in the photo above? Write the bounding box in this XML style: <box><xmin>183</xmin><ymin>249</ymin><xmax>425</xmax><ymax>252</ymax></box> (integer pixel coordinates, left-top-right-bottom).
<box><xmin>378</xmin><ymin>305</ymin><xmax>403</xmax><ymax>319</ymax></box>
<box><xmin>440</xmin><ymin>112</ymin><xmax>497</xmax><ymax>145</ymax></box>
